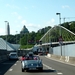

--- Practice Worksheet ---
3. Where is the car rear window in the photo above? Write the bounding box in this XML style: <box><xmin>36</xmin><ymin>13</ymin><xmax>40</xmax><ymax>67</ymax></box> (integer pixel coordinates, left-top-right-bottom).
<box><xmin>25</xmin><ymin>56</ymin><xmax>40</xmax><ymax>60</ymax></box>
<box><xmin>11</xmin><ymin>54</ymin><xmax>17</xmax><ymax>56</ymax></box>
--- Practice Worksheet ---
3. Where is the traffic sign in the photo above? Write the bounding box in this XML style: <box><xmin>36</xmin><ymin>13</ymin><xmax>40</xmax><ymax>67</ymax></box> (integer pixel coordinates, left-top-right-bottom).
<box><xmin>59</xmin><ymin>36</ymin><xmax>63</xmax><ymax>45</ymax></box>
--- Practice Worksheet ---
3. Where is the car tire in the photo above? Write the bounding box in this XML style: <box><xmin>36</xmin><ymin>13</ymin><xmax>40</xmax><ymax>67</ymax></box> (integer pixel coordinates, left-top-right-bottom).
<box><xmin>22</xmin><ymin>68</ymin><xmax>24</xmax><ymax>72</ymax></box>
<box><xmin>39</xmin><ymin>68</ymin><xmax>43</xmax><ymax>71</ymax></box>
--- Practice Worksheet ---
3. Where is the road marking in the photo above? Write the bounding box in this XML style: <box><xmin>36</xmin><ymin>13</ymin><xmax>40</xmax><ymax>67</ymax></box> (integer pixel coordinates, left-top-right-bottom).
<box><xmin>45</xmin><ymin>56</ymin><xmax>75</xmax><ymax>66</ymax></box>
<box><xmin>17</xmin><ymin>61</ymin><xmax>19</xmax><ymax>62</ymax></box>
<box><xmin>57</xmin><ymin>72</ymin><xmax>63</xmax><ymax>74</ymax></box>
<box><xmin>9</xmin><ymin>69</ymin><xmax>13</xmax><ymax>71</ymax></box>
<box><xmin>43</xmin><ymin>62</ymin><xmax>63</xmax><ymax>75</ymax></box>
<box><xmin>43</xmin><ymin>63</ymin><xmax>55</xmax><ymax>70</ymax></box>
<box><xmin>14</xmin><ymin>64</ymin><xmax>17</xmax><ymax>65</ymax></box>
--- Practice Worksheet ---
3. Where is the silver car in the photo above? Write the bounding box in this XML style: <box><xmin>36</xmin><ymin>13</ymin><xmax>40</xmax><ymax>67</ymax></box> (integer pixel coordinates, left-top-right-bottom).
<box><xmin>21</xmin><ymin>56</ymin><xmax>43</xmax><ymax>72</ymax></box>
<box><xmin>9</xmin><ymin>52</ymin><xmax>18</xmax><ymax>60</ymax></box>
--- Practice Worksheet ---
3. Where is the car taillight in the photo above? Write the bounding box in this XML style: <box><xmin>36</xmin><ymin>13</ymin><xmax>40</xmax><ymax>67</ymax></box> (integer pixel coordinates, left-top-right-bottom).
<box><xmin>21</xmin><ymin>57</ymin><xmax>25</xmax><ymax>60</ymax></box>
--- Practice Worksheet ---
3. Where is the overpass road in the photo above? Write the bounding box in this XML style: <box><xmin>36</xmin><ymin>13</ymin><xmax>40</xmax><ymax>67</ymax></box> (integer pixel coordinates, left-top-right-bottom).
<box><xmin>0</xmin><ymin>56</ymin><xmax>75</xmax><ymax>75</ymax></box>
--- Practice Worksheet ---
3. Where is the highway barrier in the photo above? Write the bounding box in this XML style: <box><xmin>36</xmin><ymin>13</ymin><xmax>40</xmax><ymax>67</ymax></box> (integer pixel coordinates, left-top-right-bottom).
<box><xmin>47</xmin><ymin>53</ymin><xmax>75</xmax><ymax>64</ymax></box>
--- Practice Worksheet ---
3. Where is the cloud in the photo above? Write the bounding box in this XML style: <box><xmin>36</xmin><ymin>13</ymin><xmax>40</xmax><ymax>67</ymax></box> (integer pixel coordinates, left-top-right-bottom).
<box><xmin>46</xmin><ymin>18</ymin><xmax>55</xmax><ymax>27</ymax></box>
<box><xmin>11</xmin><ymin>12</ymin><xmax>18</xmax><ymax>16</ymax></box>
<box><xmin>25</xmin><ymin>7</ymin><xmax>28</xmax><ymax>9</ymax></box>
<box><xmin>6</xmin><ymin>4</ymin><xmax>20</xmax><ymax>9</ymax></box>
<box><xmin>0</xmin><ymin>28</ymin><xmax>5</xmax><ymax>35</ymax></box>
<box><xmin>11</xmin><ymin>12</ymin><xmax>22</xmax><ymax>20</ymax></box>
<box><xmin>21</xmin><ymin>20</ymin><xmax>42</xmax><ymax>32</ymax></box>
<box><xmin>32</xmin><ymin>5</ymin><xmax>35</xmax><ymax>8</ymax></box>
<box><xmin>21</xmin><ymin>20</ymin><xmax>27</xmax><ymax>25</ymax></box>
<box><xmin>62</xmin><ymin>5</ymin><xmax>70</xmax><ymax>9</ymax></box>
<box><xmin>18</xmin><ymin>16</ymin><xmax>22</xmax><ymax>20</ymax></box>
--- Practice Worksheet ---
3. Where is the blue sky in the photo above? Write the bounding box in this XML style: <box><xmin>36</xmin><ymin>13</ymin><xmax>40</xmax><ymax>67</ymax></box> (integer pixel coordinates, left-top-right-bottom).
<box><xmin>0</xmin><ymin>0</ymin><xmax>75</xmax><ymax>35</ymax></box>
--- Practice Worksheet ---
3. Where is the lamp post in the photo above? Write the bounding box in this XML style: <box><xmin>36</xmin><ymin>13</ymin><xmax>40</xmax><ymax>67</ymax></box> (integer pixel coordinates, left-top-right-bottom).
<box><xmin>56</xmin><ymin>13</ymin><xmax>61</xmax><ymax>36</ymax></box>
<box><xmin>56</xmin><ymin>13</ymin><xmax>62</xmax><ymax>56</ymax></box>
<box><xmin>4</xmin><ymin>21</ymin><xmax>8</xmax><ymax>50</ymax></box>
<box><xmin>16</xmin><ymin>31</ymin><xmax>17</xmax><ymax>44</ymax></box>
<box><xmin>16</xmin><ymin>31</ymin><xmax>18</xmax><ymax>53</ymax></box>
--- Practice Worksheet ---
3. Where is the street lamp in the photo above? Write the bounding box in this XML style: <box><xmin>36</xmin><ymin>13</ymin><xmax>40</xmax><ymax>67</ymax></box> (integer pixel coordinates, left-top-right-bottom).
<box><xmin>16</xmin><ymin>31</ymin><xmax>18</xmax><ymax>53</ymax></box>
<box><xmin>56</xmin><ymin>13</ymin><xmax>62</xmax><ymax>56</ymax></box>
<box><xmin>16</xmin><ymin>31</ymin><xmax>18</xmax><ymax>44</ymax></box>
<box><xmin>4</xmin><ymin>21</ymin><xmax>8</xmax><ymax>50</ymax></box>
<box><xmin>56</xmin><ymin>13</ymin><xmax>61</xmax><ymax>36</ymax></box>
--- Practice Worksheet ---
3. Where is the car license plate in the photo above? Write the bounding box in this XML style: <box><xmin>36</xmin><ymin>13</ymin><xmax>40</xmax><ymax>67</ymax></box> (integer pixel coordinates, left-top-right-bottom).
<box><xmin>29</xmin><ymin>68</ymin><xmax>36</xmax><ymax>70</ymax></box>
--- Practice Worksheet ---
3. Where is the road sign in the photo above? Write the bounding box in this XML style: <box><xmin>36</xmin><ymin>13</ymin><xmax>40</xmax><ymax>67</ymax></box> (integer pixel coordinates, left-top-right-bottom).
<box><xmin>59</xmin><ymin>36</ymin><xmax>63</xmax><ymax>45</ymax></box>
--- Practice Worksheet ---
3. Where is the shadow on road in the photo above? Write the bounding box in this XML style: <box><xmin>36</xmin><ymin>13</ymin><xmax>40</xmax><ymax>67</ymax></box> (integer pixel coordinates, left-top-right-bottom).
<box><xmin>0</xmin><ymin>59</ymin><xmax>18</xmax><ymax>75</ymax></box>
<box><xmin>25</xmin><ymin>69</ymin><xmax>56</xmax><ymax>73</ymax></box>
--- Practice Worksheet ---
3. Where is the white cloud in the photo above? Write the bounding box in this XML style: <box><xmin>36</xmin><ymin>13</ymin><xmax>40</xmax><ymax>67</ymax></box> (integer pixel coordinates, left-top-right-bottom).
<box><xmin>62</xmin><ymin>5</ymin><xmax>70</xmax><ymax>9</ymax></box>
<box><xmin>11</xmin><ymin>12</ymin><xmax>22</xmax><ymax>20</ymax></box>
<box><xmin>20</xmin><ymin>20</ymin><xmax>42</xmax><ymax>32</ymax></box>
<box><xmin>32</xmin><ymin>5</ymin><xmax>35</xmax><ymax>8</ymax></box>
<box><xmin>18</xmin><ymin>16</ymin><xmax>22</xmax><ymax>20</ymax></box>
<box><xmin>11</xmin><ymin>12</ymin><xmax>18</xmax><ymax>16</ymax></box>
<box><xmin>21</xmin><ymin>20</ymin><xmax>27</xmax><ymax>25</ymax></box>
<box><xmin>0</xmin><ymin>28</ymin><xmax>5</xmax><ymax>35</ymax></box>
<box><xmin>25</xmin><ymin>7</ymin><xmax>28</xmax><ymax>9</ymax></box>
<box><xmin>6</xmin><ymin>4</ymin><xmax>20</xmax><ymax>9</ymax></box>
<box><xmin>46</xmin><ymin>18</ymin><xmax>55</xmax><ymax>27</ymax></box>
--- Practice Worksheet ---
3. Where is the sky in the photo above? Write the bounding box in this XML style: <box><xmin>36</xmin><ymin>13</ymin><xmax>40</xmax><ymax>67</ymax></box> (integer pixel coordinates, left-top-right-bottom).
<box><xmin>0</xmin><ymin>0</ymin><xmax>75</xmax><ymax>35</ymax></box>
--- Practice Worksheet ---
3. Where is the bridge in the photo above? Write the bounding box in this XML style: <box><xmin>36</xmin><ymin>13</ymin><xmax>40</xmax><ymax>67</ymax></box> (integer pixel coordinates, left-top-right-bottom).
<box><xmin>34</xmin><ymin>25</ymin><xmax>75</xmax><ymax>60</ymax></box>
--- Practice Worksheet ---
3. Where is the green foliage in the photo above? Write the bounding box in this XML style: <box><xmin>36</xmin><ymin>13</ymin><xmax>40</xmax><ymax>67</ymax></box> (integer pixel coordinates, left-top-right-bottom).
<box><xmin>20</xmin><ymin>45</ymin><xmax>34</xmax><ymax>49</ymax></box>
<box><xmin>1</xmin><ymin>21</ymin><xmax>75</xmax><ymax>49</ymax></box>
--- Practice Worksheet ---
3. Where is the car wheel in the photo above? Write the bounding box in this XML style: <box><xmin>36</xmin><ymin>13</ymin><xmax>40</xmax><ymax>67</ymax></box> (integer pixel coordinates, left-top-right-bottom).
<box><xmin>39</xmin><ymin>68</ymin><xmax>43</xmax><ymax>71</ymax></box>
<box><xmin>22</xmin><ymin>68</ymin><xmax>24</xmax><ymax>72</ymax></box>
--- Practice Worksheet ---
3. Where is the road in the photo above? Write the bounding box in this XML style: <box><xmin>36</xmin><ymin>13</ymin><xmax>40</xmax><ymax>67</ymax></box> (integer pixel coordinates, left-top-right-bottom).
<box><xmin>0</xmin><ymin>56</ymin><xmax>75</xmax><ymax>75</ymax></box>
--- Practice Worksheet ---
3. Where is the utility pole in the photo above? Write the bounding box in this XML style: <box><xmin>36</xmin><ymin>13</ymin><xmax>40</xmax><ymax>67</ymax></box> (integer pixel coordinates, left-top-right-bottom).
<box><xmin>56</xmin><ymin>13</ymin><xmax>62</xmax><ymax>56</ymax></box>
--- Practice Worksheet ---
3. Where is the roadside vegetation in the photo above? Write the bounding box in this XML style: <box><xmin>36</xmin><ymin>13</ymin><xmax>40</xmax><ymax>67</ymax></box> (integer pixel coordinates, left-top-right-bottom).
<box><xmin>0</xmin><ymin>21</ymin><xmax>75</xmax><ymax>49</ymax></box>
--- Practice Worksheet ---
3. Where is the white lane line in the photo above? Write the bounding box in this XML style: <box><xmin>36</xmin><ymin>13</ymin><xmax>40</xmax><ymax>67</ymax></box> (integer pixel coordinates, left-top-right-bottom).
<box><xmin>9</xmin><ymin>69</ymin><xmax>13</xmax><ymax>71</ymax></box>
<box><xmin>17</xmin><ymin>61</ymin><xmax>19</xmax><ymax>62</ymax></box>
<box><xmin>43</xmin><ymin>63</ymin><xmax>63</xmax><ymax>74</ymax></box>
<box><xmin>57</xmin><ymin>72</ymin><xmax>63</xmax><ymax>74</ymax></box>
<box><xmin>45</xmin><ymin>56</ymin><xmax>75</xmax><ymax>66</ymax></box>
<box><xmin>43</xmin><ymin>63</ymin><xmax>55</xmax><ymax>70</ymax></box>
<box><xmin>14</xmin><ymin>64</ymin><xmax>17</xmax><ymax>65</ymax></box>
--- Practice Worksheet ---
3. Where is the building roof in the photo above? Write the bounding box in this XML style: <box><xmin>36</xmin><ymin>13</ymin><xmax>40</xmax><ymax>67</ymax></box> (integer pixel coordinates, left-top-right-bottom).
<box><xmin>20</xmin><ymin>25</ymin><xmax>29</xmax><ymax>34</ymax></box>
<box><xmin>0</xmin><ymin>38</ymin><xmax>20</xmax><ymax>51</ymax></box>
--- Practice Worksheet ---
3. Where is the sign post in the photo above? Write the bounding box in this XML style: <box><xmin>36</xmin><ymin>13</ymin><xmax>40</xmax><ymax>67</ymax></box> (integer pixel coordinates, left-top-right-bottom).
<box><xmin>59</xmin><ymin>36</ymin><xmax>63</xmax><ymax>56</ymax></box>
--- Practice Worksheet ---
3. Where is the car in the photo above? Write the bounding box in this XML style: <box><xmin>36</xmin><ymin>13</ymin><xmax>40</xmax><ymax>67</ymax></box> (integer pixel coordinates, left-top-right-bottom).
<box><xmin>21</xmin><ymin>55</ymin><xmax>43</xmax><ymax>72</ymax></box>
<box><xmin>9</xmin><ymin>52</ymin><xmax>18</xmax><ymax>60</ymax></box>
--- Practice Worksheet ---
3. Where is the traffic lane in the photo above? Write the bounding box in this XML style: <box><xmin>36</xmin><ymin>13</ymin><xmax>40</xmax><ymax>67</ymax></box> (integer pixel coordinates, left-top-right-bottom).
<box><xmin>0</xmin><ymin>60</ymin><xmax>18</xmax><ymax>75</ymax></box>
<box><xmin>5</xmin><ymin>60</ymin><xmax>57</xmax><ymax>75</ymax></box>
<box><xmin>40</xmin><ymin>56</ymin><xmax>75</xmax><ymax>75</ymax></box>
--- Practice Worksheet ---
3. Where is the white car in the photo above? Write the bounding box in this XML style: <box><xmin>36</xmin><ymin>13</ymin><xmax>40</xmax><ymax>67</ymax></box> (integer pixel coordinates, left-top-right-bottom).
<box><xmin>9</xmin><ymin>52</ymin><xmax>18</xmax><ymax>60</ymax></box>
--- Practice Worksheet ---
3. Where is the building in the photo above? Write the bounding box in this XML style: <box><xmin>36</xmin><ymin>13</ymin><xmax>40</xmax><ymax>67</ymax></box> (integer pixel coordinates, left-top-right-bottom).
<box><xmin>0</xmin><ymin>38</ymin><xmax>20</xmax><ymax>51</ymax></box>
<box><xmin>6</xmin><ymin>22</ymin><xmax>10</xmax><ymax>35</ymax></box>
<box><xmin>20</xmin><ymin>25</ymin><xmax>29</xmax><ymax>34</ymax></box>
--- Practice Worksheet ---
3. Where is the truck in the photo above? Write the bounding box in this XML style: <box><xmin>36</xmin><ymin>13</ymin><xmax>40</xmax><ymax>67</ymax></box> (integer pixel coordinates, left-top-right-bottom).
<box><xmin>33</xmin><ymin>45</ymin><xmax>44</xmax><ymax>55</ymax></box>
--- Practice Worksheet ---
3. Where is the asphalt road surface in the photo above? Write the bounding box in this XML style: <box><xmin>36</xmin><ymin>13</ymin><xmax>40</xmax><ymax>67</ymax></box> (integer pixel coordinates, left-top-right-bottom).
<box><xmin>0</xmin><ymin>56</ymin><xmax>75</xmax><ymax>75</ymax></box>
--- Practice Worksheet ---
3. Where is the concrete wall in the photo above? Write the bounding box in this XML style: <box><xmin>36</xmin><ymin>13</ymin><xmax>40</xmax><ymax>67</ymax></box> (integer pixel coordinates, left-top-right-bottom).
<box><xmin>46</xmin><ymin>43</ymin><xmax>75</xmax><ymax>64</ymax></box>
<box><xmin>0</xmin><ymin>50</ymin><xmax>8</xmax><ymax>63</ymax></box>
